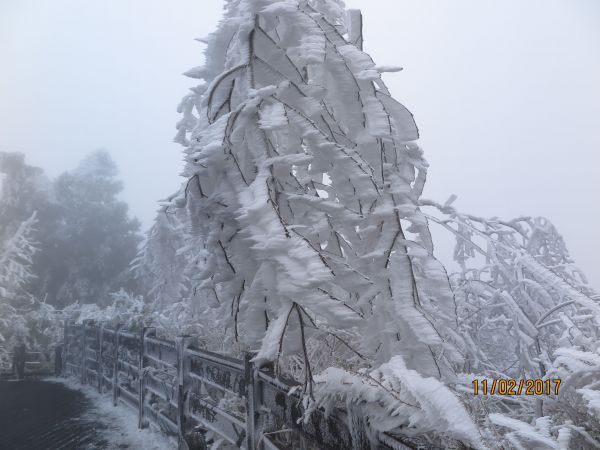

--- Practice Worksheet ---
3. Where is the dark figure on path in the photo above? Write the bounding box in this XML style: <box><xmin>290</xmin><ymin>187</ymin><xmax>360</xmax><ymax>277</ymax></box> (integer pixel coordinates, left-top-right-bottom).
<box><xmin>12</xmin><ymin>342</ymin><xmax>26</xmax><ymax>380</ymax></box>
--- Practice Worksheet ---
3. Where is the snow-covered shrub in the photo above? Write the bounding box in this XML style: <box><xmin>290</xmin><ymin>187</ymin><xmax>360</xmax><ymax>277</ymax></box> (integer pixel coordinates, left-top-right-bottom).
<box><xmin>63</xmin><ymin>289</ymin><xmax>146</xmax><ymax>330</ymax></box>
<box><xmin>309</xmin><ymin>356</ymin><xmax>485</xmax><ymax>449</ymax></box>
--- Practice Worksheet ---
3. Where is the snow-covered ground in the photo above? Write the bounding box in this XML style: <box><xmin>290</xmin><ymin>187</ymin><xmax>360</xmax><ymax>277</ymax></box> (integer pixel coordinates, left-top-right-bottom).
<box><xmin>45</xmin><ymin>377</ymin><xmax>176</xmax><ymax>450</ymax></box>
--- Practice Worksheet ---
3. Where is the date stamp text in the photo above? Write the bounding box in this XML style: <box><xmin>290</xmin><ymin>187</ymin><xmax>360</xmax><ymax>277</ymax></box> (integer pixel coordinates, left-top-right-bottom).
<box><xmin>472</xmin><ymin>379</ymin><xmax>561</xmax><ymax>396</ymax></box>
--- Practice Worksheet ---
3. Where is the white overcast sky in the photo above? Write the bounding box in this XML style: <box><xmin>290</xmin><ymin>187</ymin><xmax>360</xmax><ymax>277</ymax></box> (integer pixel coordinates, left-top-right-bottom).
<box><xmin>1</xmin><ymin>0</ymin><xmax>599</xmax><ymax>286</ymax></box>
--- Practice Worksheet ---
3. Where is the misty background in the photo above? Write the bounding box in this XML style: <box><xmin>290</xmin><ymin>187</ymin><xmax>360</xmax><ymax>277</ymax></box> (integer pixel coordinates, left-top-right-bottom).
<box><xmin>1</xmin><ymin>0</ymin><xmax>598</xmax><ymax>286</ymax></box>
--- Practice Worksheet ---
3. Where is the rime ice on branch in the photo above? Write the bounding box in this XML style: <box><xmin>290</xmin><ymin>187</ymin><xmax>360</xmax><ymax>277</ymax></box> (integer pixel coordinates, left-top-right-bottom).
<box><xmin>118</xmin><ymin>1</ymin><xmax>600</xmax><ymax>447</ymax></box>
<box><xmin>169</xmin><ymin>0</ymin><xmax>466</xmax><ymax>382</ymax></box>
<box><xmin>422</xmin><ymin>199</ymin><xmax>600</xmax><ymax>447</ymax></box>
<box><xmin>137</xmin><ymin>0</ymin><xmax>485</xmax><ymax>445</ymax></box>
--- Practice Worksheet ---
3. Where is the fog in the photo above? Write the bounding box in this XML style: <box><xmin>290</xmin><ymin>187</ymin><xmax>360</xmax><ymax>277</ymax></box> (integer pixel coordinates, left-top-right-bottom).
<box><xmin>1</xmin><ymin>0</ymin><xmax>599</xmax><ymax>286</ymax></box>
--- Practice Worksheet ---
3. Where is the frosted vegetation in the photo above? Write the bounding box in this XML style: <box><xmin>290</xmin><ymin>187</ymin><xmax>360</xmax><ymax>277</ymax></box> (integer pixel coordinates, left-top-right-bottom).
<box><xmin>1</xmin><ymin>0</ymin><xmax>599</xmax><ymax>448</ymax></box>
<box><xmin>0</xmin><ymin>150</ymin><xmax>141</xmax><ymax>370</ymax></box>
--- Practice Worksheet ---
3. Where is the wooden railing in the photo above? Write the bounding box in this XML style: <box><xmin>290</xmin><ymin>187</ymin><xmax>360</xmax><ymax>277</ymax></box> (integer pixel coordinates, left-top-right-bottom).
<box><xmin>62</xmin><ymin>321</ymin><xmax>424</xmax><ymax>450</ymax></box>
<box><xmin>0</xmin><ymin>350</ymin><xmax>56</xmax><ymax>379</ymax></box>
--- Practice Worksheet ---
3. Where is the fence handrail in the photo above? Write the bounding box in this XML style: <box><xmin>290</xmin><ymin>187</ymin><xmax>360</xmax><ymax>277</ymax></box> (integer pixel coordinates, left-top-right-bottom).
<box><xmin>62</xmin><ymin>321</ymin><xmax>424</xmax><ymax>450</ymax></box>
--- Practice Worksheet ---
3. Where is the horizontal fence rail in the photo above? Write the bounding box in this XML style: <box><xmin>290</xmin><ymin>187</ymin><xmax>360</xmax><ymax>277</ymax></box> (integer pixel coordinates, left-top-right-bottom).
<box><xmin>62</xmin><ymin>321</ymin><xmax>428</xmax><ymax>450</ymax></box>
<box><xmin>0</xmin><ymin>350</ymin><xmax>56</xmax><ymax>379</ymax></box>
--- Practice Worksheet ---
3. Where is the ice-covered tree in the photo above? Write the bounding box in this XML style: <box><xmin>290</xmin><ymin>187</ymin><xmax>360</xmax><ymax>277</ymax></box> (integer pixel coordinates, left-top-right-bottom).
<box><xmin>133</xmin><ymin>198</ymin><xmax>191</xmax><ymax>311</ymax></box>
<box><xmin>0</xmin><ymin>213</ymin><xmax>38</xmax><ymax>306</ymax></box>
<box><xmin>138</xmin><ymin>0</ymin><xmax>488</xmax><ymax>446</ymax></box>
<box><xmin>171</xmin><ymin>0</ymin><xmax>469</xmax><ymax>374</ymax></box>
<box><xmin>40</xmin><ymin>149</ymin><xmax>142</xmax><ymax>306</ymax></box>
<box><xmin>132</xmin><ymin>199</ymin><xmax>213</xmax><ymax>340</ymax></box>
<box><xmin>0</xmin><ymin>213</ymin><xmax>38</xmax><ymax>369</ymax></box>
<box><xmin>112</xmin><ymin>1</ymin><xmax>600</xmax><ymax>447</ymax></box>
<box><xmin>179</xmin><ymin>0</ymin><xmax>465</xmax><ymax>370</ymax></box>
<box><xmin>0</xmin><ymin>152</ymin><xmax>53</xmax><ymax>243</ymax></box>
<box><xmin>0</xmin><ymin>150</ymin><xmax>143</xmax><ymax>308</ymax></box>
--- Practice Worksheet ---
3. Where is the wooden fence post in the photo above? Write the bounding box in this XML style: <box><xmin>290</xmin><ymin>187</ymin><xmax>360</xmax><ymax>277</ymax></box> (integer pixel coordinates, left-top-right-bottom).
<box><xmin>176</xmin><ymin>336</ymin><xmax>193</xmax><ymax>450</ymax></box>
<box><xmin>113</xmin><ymin>324</ymin><xmax>122</xmax><ymax>407</ymax></box>
<box><xmin>244</xmin><ymin>353</ymin><xmax>258</xmax><ymax>450</ymax></box>
<box><xmin>348</xmin><ymin>403</ymin><xmax>370</xmax><ymax>450</ymax></box>
<box><xmin>138</xmin><ymin>327</ymin><xmax>154</xmax><ymax>429</ymax></box>
<box><xmin>80</xmin><ymin>323</ymin><xmax>86</xmax><ymax>384</ymax></box>
<box><xmin>62</xmin><ymin>321</ymin><xmax>69</xmax><ymax>376</ymax></box>
<box><xmin>54</xmin><ymin>344</ymin><xmax>63</xmax><ymax>376</ymax></box>
<box><xmin>97</xmin><ymin>324</ymin><xmax>104</xmax><ymax>393</ymax></box>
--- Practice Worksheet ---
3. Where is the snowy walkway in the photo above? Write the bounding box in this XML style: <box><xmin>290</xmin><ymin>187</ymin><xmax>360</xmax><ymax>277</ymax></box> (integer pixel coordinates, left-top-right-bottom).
<box><xmin>0</xmin><ymin>378</ymin><xmax>175</xmax><ymax>450</ymax></box>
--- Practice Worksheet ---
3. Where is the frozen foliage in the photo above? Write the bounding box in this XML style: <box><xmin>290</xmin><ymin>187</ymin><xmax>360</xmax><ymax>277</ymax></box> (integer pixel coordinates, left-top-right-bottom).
<box><xmin>133</xmin><ymin>199</ymin><xmax>191</xmax><ymax>313</ymax></box>
<box><xmin>422</xmin><ymin>198</ymin><xmax>600</xmax><ymax>448</ymax></box>
<box><xmin>0</xmin><ymin>150</ymin><xmax>142</xmax><ymax>370</ymax></box>
<box><xmin>130</xmin><ymin>0</ymin><xmax>600</xmax><ymax>447</ymax></box>
<box><xmin>0</xmin><ymin>152</ymin><xmax>52</xmax><ymax>238</ymax></box>
<box><xmin>0</xmin><ymin>214</ymin><xmax>38</xmax><ymax>368</ymax></box>
<box><xmin>310</xmin><ymin>356</ymin><xmax>484</xmax><ymax>448</ymax></box>
<box><xmin>132</xmin><ymin>0</ymin><xmax>481</xmax><ymax>445</ymax></box>
<box><xmin>49</xmin><ymin>150</ymin><xmax>142</xmax><ymax>307</ymax></box>
<box><xmin>0</xmin><ymin>150</ymin><xmax>142</xmax><ymax>308</ymax></box>
<box><xmin>62</xmin><ymin>289</ymin><xmax>146</xmax><ymax>330</ymax></box>
<box><xmin>151</xmin><ymin>0</ymin><xmax>465</xmax><ymax>375</ymax></box>
<box><xmin>0</xmin><ymin>213</ymin><xmax>60</xmax><ymax>370</ymax></box>
<box><xmin>0</xmin><ymin>213</ymin><xmax>38</xmax><ymax>302</ymax></box>
<box><xmin>488</xmin><ymin>414</ymin><xmax>575</xmax><ymax>450</ymax></box>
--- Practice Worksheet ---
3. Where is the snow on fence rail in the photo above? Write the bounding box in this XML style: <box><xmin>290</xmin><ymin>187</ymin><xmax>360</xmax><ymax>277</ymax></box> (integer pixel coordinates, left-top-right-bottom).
<box><xmin>62</xmin><ymin>321</ymin><xmax>426</xmax><ymax>450</ymax></box>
